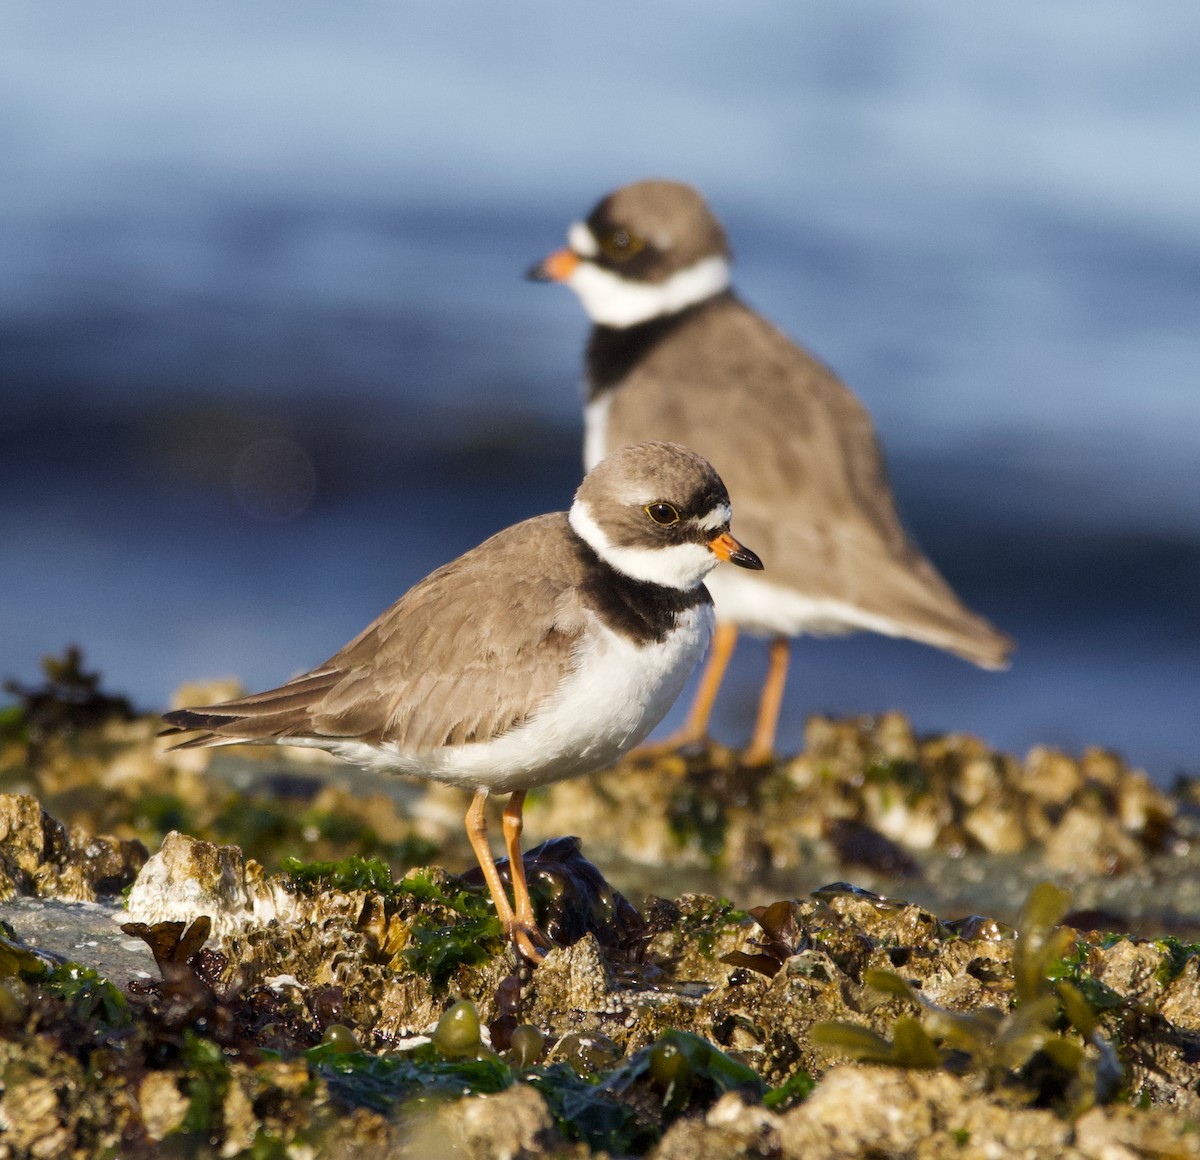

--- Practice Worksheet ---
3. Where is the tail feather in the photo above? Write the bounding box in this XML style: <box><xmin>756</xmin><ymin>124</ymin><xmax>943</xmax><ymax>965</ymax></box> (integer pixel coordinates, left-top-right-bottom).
<box><xmin>159</xmin><ymin>727</ymin><xmax>252</xmax><ymax>750</ymax></box>
<box><xmin>159</xmin><ymin>669</ymin><xmax>343</xmax><ymax>749</ymax></box>
<box><xmin>905</xmin><ymin>612</ymin><xmax>1014</xmax><ymax>671</ymax></box>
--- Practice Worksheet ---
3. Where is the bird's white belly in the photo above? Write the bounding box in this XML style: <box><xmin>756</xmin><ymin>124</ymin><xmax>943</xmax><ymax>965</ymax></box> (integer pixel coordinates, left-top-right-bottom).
<box><xmin>704</xmin><ymin>566</ymin><xmax>912</xmax><ymax>641</ymax></box>
<box><xmin>332</xmin><ymin>603</ymin><xmax>714</xmax><ymax>793</ymax></box>
<box><xmin>586</xmin><ymin>395</ymin><xmax>864</xmax><ymax>640</ymax></box>
<box><xmin>583</xmin><ymin>393</ymin><xmax>612</xmax><ymax>472</ymax></box>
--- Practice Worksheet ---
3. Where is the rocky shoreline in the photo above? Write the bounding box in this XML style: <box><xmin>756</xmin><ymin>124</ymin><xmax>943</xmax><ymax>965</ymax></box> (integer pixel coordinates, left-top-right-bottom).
<box><xmin>0</xmin><ymin>663</ymin><xmax>1198</xmax><ymax>1157</ymax></box>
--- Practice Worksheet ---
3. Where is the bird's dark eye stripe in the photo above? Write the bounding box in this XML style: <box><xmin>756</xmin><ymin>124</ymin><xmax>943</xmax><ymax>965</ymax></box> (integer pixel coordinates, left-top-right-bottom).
<box><xmin>645</xmin><ymin>502</ymin><xmax>680</xmax><ymax>525</ymax></box>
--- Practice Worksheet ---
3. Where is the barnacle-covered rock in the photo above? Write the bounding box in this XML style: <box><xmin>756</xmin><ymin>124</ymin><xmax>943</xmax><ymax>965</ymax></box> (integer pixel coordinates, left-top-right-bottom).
<box><xmin>526</xmin><ymin>933</ymin><xmax>624</xmax><ymax>1026</ymax></box>
<box><xmin>526</xmin><ymin>713</ymin><xmax>1179</xmax><ymax>886</ymax></box>
<box><xmin>137</xmin><ymin>1071</ymin><xmax>189</xmax><ymax>1141</ymax></box>
<box><xmin>652</xmin><ymin>1091</ymin><xmax>783</xmax><ymax>1160</ymax></box>
<box><xmin>1074</xmin><ymin>1104</ymin><xmax>1200</xmax><ymax>1159</ymax></box>
<box><xmin>1044</xmin><ymin>804</ymin><xmax>1146</xmax><ymax>875</ymax></box>
<box><xmin>0</xmin><ymin>792</ymin><xmax>146</xmax><ymax>901</ymax></box>
<box><xmin>777</xmin><ymin>1066</ymin><xmax>1074</xmax><ymax>1158</ymax></box>
<box><xmin>1160</xmin><ymin>952</ymin><xmax>1200</xmax><ymax>1031</ymax></box>
<box><xmin>124</xmin><ymin>829</ymin><xmax>300</xmax><ymax>933</ymax></box>
<box><xmin>403</xmin><ymin>1082</ymin><xmax>568</xmax><ymax>1160</ymax></box>
<box><xmin>1086</xmin><ymin>937</ymin><xmax>1165</xmax><ymax>1005</ymax></box>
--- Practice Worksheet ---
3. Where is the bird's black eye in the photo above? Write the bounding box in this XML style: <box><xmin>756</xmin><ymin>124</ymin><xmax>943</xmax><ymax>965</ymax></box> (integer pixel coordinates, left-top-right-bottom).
<box><xmin>645</xmin><ymin>502</ymin><xmax>680</xmax><ymax>526</ymax></box>
<box><xmin>600</xmin><ymin>228</ymin><xmax>645</xmax><ymax>262</ymax></box>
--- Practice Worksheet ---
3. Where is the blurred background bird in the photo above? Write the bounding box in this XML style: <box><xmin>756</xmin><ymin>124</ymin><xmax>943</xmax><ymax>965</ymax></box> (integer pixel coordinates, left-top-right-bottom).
<box><xmin>529</xmin><ymin>179</ymin><xmax>1013</xmax><ymax>764</ymax></box>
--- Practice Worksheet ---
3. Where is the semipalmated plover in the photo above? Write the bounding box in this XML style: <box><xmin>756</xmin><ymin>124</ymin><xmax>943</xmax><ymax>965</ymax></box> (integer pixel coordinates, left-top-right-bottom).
<box><xmin>529</xmin><ymin>179</ymin><xmax>1012</xmax><ymax>765</ymax></box>
<box><xmin>161</xmin><ymin>440</ymin><xmax>761</xmax><ymax>962</ymax></box>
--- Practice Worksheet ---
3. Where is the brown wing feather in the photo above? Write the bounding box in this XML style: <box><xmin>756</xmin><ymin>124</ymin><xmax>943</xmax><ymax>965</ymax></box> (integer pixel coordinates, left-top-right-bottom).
<box><xmin>604</xmin><ymin>296</ymin><xmax>1012</xmax><ymax>667</ymax></box>
<box><xmin>161</xmin><ymin>513</ymin><xmax>592</xmax><ymax>752</ymax></box>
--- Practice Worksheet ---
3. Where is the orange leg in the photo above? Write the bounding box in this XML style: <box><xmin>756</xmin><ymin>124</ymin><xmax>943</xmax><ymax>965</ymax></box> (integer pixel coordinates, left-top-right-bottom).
<box><xmin>465</xmin><ymin>788</ymin><xmax>548</xmax><ymax>965</ymax></box>
<box><xmin>502</xmin><ymin>790</ymin><xmax>551</xmax><ymax>960</ymax></box>
<box><xmin>465</xmin><ymin>788</ymin><xmax>516</xmax><ymax>928</ymax></box>
<box><xmin>637</xmin><ymin>620</ymin><xmax>739</xmax><ymax>754</ymax></box>
<box><xmin>742</xmin><ymin>635</ymin><xmax>790</xmax><ymax>767</ymax></box>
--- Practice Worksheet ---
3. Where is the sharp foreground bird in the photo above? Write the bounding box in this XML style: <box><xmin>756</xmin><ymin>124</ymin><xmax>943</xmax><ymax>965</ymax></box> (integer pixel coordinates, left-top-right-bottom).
<box><xmin>161</xmin><ymin>440</ymin><xmax>762</xmax><ymax>963</ymax></box>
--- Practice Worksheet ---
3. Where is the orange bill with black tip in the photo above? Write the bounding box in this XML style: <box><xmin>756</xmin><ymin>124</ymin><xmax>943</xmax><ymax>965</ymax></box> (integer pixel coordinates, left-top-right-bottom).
<box><xmin>708</xmin><ymin>531</ymin><xmax>763</xmax><ymax>570</ymax></box>
<box><xmin>525</xmin><ymin>248</ymin><xmax>580</xmax><ymax>283</ymax></box>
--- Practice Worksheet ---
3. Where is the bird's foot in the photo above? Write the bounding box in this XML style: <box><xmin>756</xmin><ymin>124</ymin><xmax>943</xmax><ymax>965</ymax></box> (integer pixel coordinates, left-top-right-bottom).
<box><xmin>510</xmin><ymin>921</ymin><xmax>554</xmax><ymax>966</ymax></box>
<box><xmin>739</xmin><ymin>743</ymin><xmax>778</xmax><ymax>769</ymax></box>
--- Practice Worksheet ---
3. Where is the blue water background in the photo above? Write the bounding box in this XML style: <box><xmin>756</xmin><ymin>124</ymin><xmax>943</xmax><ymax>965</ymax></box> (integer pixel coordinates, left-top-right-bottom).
<box><xmin>1</xmin><ymin>2</ymin><xmax>1197</xmax><ymax>781</ymax></box>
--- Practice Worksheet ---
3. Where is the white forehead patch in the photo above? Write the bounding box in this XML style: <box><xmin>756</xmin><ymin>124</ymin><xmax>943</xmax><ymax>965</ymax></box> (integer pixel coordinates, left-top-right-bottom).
<box><xmin>697</xmin><ymin>503</ymin><xmax>732</xmax><ymax>533</ymax></box>
<box><xmin>568</xmin><ymin>221</ymin><xmax>599</xmax><ymax>257</ymax></box>
<box><xmin>569</xmin><ymin>500</ymin><xmax>720</xmax><ymax>591</ymax></box>
<box><xmin>564</xmin><ymin>255</ymin><xmax>731</xmax><ymax>328</ymax></box>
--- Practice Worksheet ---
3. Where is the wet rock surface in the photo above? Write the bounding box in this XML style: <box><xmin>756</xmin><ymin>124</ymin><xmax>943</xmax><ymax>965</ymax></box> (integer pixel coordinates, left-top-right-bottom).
<box><xmin>1</xmin><ymin>672</ymin><xmax>1199</xmax><ymax>1157</ymax></box>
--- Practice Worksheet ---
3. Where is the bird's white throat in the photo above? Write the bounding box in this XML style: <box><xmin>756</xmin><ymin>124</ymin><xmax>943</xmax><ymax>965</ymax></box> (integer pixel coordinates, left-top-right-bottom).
<box><xmin>565</xmin><ymin>254</ymin><xmax>731</xmax><ymax>328</ymax></box>
<box><xmin>569</xmin><ymin>499</ymin><xmax>721</xmax><ymax>590</ymax></box>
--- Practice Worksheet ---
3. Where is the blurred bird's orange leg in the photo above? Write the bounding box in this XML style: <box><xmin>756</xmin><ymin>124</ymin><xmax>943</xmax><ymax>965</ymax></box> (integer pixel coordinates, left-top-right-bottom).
<box><xmin>742</xmin><ymin>635</ymin><xmax>790</xmax><ymax>767</ymax></box>
<box><xmin>635</xmin><ymin>620</ymin><xmax>738</xmax><ymax>755</ymax></box>
<box><xmin>502</xmin><ymin>790</ymin><xmax>551</xmax><ymax>961</ymax></box>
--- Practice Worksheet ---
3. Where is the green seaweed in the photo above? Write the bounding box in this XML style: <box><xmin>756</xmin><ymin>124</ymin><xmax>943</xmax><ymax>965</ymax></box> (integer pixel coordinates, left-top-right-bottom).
<box><xmin>0</xmin><ymin>923</ymin><xmax>55</xmax><ymax>978</ymax></box>
<box><xmin>811</xmin><ymin>1016</ymin><xmax>942</xmax><ymax>1068</ymax></box>
<box><xmin>667</xmin><ymin>778</ymin><xmax>728</xmax><ymax>863</ymax></box>
<box><xmin>532</xmin><ymin>1028</ymin><xmax>763</xmax><ymax>1153</ymax></box>
<box><xmin>396</xmin><ymin>870</ymin><xmax>505</xmax><ymax>986</ymax></box>
<box><xmin>396</xmin><ymin>913</ymin><xmax>502</xmax><ymax>987</ymax></box>
<box><xmin>178</xmin><ymin>1029</ymin><xmax>233</xmax><ymax>1137</ymax></box>
<box><xmin>529</xmin><ymin>1063</ymin><xmax>652</xmax><ymax>1155</ymax></box>
<box><xmin>762</xmin><ymin>1068</ymin><xmax>817</xmax><ymax>1110</ymax></box>
<box><xmin>1013</xmin><ymin>882</ymin><xmax>1075</xmax><ymax>1003</ymax></box>
<box><xmin>1152</xmin><ymin>936</ymin><xmax>1200</xmax><ymax>986</ymax></box>
<box><xmin>398</xmin><ymin>866</ymin><xmax>492</xmax><ymax>911</ymax></box>
<box><xmin>283</xmin><ymin>861</ymin><xmax>505</xmax><ymax>985</ymax></box>
<box><xmin>301</xmin><ymin>1016</ymin><xmax>775</xmax><ymax>1155</ymax></box>
<box><xmin>282</xmin><ymin>853</ymin><xmax>401</xmax><ymax>895</ymax></box>
<box><xmin>308</xmin><ymin>1040</ymin><xmax>512</xmax><ymax>1116</ymax></box>
<box><xmin>1047</xmin><ymin>937</ymin><xmax>1123</xmax><ymax>1014</ymax></box>
<box><xmin>42</xmin><ymin>963</ymin><xmax>131</xmax><ymax>1029</ymax></box>
<box><xmin>0</xmin><ymin>702</ymin><xmax>27</xmax><ymax>744</ymax></box>
<box><xmin>863</xmin><ymin>757</ymin><xmax>929</xmax><ymax>803</ymax></box>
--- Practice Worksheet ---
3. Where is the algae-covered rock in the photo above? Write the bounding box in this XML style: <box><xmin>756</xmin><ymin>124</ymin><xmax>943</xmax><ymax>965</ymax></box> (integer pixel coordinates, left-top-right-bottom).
<box><xmin>2</xmin><ymin>670</ymin><xmax>1200</xmax><ymax>1157</ymax></box>
<box><xmin>3</xmin><ymin>794</ymin><xmax>1200</xmax><ymax>1156</ymax></box>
